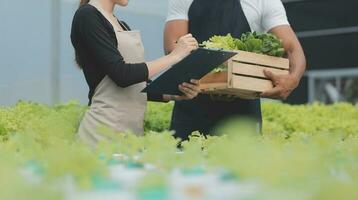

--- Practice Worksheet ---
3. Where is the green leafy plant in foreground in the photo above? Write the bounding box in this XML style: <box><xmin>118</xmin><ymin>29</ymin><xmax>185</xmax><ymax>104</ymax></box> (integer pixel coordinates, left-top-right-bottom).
<box><xmin>0</xmin><ymin>101</ymin><xmax>358</xmax><ymax>199</ymax></box>
<box><xmin>0</xmin><ymin>152</ymin><xmax>63</xmax><ymax>200</ymax></box>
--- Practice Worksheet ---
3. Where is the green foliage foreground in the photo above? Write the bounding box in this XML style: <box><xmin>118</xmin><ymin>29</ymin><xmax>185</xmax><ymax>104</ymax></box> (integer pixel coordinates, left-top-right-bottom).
<box><xmin>0</xmin><ymin>101</ymin><xmax>357</xmax><ymax>200</ymax></box>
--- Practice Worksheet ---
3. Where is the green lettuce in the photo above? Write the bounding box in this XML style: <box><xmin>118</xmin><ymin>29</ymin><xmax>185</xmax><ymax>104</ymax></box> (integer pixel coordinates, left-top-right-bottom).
<box><xmin>202</xmin><ymin>32</ymin><xmax>286</xmax><ymax>72</ymax></box>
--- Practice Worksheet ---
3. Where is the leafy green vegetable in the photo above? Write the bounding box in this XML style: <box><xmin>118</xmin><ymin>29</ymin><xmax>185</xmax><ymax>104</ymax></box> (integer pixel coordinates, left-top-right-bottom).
<box><xmin>202</xmin><ymin>32</ymin><xmax>286</xmax><ymax>72</ymax></box>
<box><xmin>234</xmin><ymin>39</ymin><xmax>247</xmax><ymax>51</ymax></box>
<box><xmin>241</xmin><ymin>31</ymin><xmax>285</xmax><ymax>57</ymax></box>
<box><xmin>245</xmin><ymin>38</ymin><xmax>263</xmax><ymax>53</ymax></box>
<box><xmin>203</xmin><ymin>32</ymin><xmax>285</xmax><ymax>56</ymax></box>
<box><xmin>202</xmin><ymin>34</ymin><xmax>237</xmax><ymax>50</ymax></box>
<box><xmin>211</xmin><ymin>64</ymin><xmax>227</xmax><ymax>73</ymax></box>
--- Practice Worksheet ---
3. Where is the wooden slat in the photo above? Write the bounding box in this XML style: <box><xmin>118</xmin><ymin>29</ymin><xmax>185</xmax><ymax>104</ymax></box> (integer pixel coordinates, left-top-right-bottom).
<box><xmin>225</xmin><ymin>88</ymin><xmax>259</xmax><ymax>96</ymax></box>
<box><xmin>222</xmin><ymin>88</ymin><xmax>259</xmax><ymax>100</ymax></box>
<box><xmin>201</xmin><ymin>89</ymin><xmax>229</xmax><ymax>95</ymax></box>
<box><xmin>231</xmin><ymin>75</ymin><xmax>273</xmax><ymax>92</ymax></box>
<box><xmin>200</xmin><ymin>83</ymin><xmax>228</xmax><ymax>91</ymax></box>
<box><xmin>232</xmin><ymin>62</ymin><xmax>289</xmax><ymax>78</ymax></box>
<box><xmin>232</xmin><ymin>50</ymin><xmax>289</xmax><ymax>70</ymax></box>
<box><xmin>201</xmin><ymin>88</ymin><xmax>259</xmax><ymax>100</ymax></box>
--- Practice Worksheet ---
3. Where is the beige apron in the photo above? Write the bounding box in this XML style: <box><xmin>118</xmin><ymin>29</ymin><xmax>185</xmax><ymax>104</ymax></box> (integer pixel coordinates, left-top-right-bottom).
<box><xmin>77</xmin><ymin>1</ymin><xmax>147</xmax><ymax>147</ymax></box>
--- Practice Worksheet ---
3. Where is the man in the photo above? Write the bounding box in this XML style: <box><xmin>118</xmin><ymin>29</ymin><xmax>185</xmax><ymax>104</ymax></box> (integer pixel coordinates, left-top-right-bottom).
<box><xmin>164</xmin><ymin>0</ymin><xmax>306</xmax><ymax>140</ymax></box>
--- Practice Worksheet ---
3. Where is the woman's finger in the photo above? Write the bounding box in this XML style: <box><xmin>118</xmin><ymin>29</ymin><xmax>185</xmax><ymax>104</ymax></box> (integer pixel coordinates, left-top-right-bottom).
<box><xmin>182</xmin><ymin>39</ymin><xmax>196</xmax><ymax>43</ymax></box>
<box><xmin>178</xmin><ymin>86</ymin><xmax>190</xmax><ymax>98</ymax></box>
<box><xmin>186</xmin><ymin>41</ymin><xmax>199</xmax><ymax>47</ymax></box>
<box><xmin>179</xmin><ymin>85</ymin><xmax>197</xmax><ymax>98</ymax></box>
<box><xmin>182</xmin><ymin>82</ymin><xmax>200</xmax><ymax>93</ymax></box>
<box><xmin>190</xmin><ymin>79</ymin><xmax>200</xmax><ymax>85</ymax></box>
<box><xmin>172</xmin><ymin>95</ymin><xmax>185</xmax><ymax>101</ymax></box>
<box><xmin>182</xmin><ymin>37</ymin><xmax>196</xmax><ymax>41</ymax></box>
<box><xmin>181</xmin><ymin>34</ymin><xmax>193</xmax><ymax>39</ymax></box>
<box><xmin>185</xmin><ymin>38</ymin><xmax>198</xmax><ymax>43</ymax></box>
<box><xmin>187</xmin><ymin>41</ymin><xmax>198</xmax><ymax>46</ymax></box>
<box><xmin>183</xmin><ymin>41</ymin><xmax>198</xmax><ymax>50</ymax></box>
<box><xmin>184</xmin><ymin>87</ymin><xmax>198</xmax><ymax>98</ymax></box>
<box><xmin>179</xmin><ymin>85</ymin><xmax>193</xmax><ymax>95</ymax></box>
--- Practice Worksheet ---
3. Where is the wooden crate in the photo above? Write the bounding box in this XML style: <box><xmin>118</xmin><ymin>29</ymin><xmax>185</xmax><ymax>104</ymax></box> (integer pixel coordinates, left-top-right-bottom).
<box><xmin>199</xmin><ymin>50</ymin><xmax>290</xmax><ymax>99</ymax></box>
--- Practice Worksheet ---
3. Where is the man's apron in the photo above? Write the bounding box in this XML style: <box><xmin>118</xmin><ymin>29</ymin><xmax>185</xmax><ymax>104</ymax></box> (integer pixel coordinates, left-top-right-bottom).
<box><xmin>77</xmin><ymin>1</ymin><xmax>147</xmax><ymax>147</ymax></box>
<box><xmin>171</xmin><ymin>0</ymin><xmax>262</xmax><ymax>140</ymax></box>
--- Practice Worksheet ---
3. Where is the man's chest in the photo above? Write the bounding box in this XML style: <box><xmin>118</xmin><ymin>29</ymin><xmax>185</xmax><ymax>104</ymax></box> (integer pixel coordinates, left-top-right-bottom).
<box><xmin>186</xmin><ymin>0</ymin><xmax>262</xmax><ymax>31</ymax></box>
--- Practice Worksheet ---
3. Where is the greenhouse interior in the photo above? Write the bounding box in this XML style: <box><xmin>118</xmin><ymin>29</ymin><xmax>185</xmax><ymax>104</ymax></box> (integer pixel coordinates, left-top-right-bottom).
<box><xmin>0</xmin><ymin>0</ymin><xmax>357</xmax><ymax>200</ymax></box>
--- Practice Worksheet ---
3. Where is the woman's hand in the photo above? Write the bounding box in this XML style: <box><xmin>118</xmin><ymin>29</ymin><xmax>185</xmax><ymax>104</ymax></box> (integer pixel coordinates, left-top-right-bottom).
<box><xmin>170</xmin><ymin>34</ymin><xmax>199</xmax><ymax>62</ymax></box>
<box><xmin>177</xmin><ymin>79</ymin><xmax>200</xmax><ymax>100</ymax></box>
<box><xmin>163</xmin><ymin>79</ymin><xmax>201</xmax><ymax>101</ymax></box>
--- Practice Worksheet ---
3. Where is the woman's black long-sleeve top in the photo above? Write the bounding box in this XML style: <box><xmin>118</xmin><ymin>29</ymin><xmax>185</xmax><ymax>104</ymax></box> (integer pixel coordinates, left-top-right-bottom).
<box><xmin>71</xmin><ymin>4</ymin><xmax>162</xmax><ymax>105</ymax></box>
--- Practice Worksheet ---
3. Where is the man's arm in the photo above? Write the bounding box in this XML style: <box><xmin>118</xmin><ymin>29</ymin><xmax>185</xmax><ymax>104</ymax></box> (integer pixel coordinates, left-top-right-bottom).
<box><xmin>261</xmin><ymin>25</ymin><xmax>306</xmax><ymax>100</ymax></box>
<box><xmin>164</xmin><ymin>20</ymin><xmax>189</xmax><ymax>55</ymax></box>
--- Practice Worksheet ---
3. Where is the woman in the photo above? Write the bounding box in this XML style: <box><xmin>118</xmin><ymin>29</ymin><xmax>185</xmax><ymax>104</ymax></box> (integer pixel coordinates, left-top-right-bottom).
<box><xmin>71</xmin><ymin>0</ymin><xmax>200</xmax><ymax>147</ymax></box>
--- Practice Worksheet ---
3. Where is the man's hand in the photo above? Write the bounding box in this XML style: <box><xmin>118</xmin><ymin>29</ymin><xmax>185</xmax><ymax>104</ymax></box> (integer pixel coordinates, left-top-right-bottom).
<box><xmin>261</xmin><ymin>25</ymin><xmax>306</xmax><ymax>100</ymax></box>
<box><xmin>261</xmin><ymin>70</ymin><xmax>299</xmax><ymax>100</ymax></box>
<box><xmin>163</xmin><ymin>79</ymin><xmax>201</xmax><ymax>101</ymax></box>
<box><xmin>175</xmin><ymin>79</ymin><xmax>201</xmax><ymax>100</ymax></box>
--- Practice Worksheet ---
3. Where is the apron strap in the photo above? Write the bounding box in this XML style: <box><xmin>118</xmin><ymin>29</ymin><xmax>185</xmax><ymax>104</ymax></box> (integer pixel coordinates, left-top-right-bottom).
<box><xmin>89</xmin><ymin>0</ymin><xmax>125</xmax><ymax>32</ymax></box>
<box><xmin>117</xmin><ymin>20</ymin><xmax>129</xmax><ymax>31</ymax></box>
<box><xmin>188</xmin><ymin>0</ymin><xmax>250</xmax><ymax>43</ymax></box>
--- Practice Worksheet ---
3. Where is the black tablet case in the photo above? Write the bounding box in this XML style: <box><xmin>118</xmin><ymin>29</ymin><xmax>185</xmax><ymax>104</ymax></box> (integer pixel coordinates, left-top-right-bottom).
<box><xmin>142</xmin><ymin>48</ymin><xmax>237</xmax><ymax>95</ymax></box>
